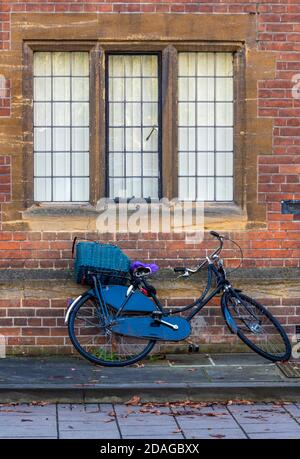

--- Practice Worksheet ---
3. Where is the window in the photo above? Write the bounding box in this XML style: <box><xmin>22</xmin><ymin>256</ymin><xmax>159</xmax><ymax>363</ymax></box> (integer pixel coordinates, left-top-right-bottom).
<box><xmin>33</xmin><ymin>51</ymin><xmax>90</xmax><ymax>202</ymax></box>
<box><xmin>31</xmin><ymin>48</ymin><xmax>235</xmax><ymax>204</ymax></box>
<box><xmin>107</xmin><ymin>54</ymin><xmax>160</xmax><ymax>199</ymax></box>
<box><xmin>178</xmin><ymin>52</ymin><xmax>233</xmax><ymax>201</ymax></box>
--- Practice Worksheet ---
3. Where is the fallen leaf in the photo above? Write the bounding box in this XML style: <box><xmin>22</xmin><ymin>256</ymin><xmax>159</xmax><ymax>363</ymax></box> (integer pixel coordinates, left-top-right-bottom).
<box><xmin>125</xmin><ymin>395</ymin><xmax>141</xmax><ymax>406</ymax></box>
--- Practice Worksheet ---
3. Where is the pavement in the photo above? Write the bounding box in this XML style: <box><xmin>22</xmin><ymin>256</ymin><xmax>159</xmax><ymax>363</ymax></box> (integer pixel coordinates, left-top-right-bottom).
<box><xmin>1</xmin><ymin>402</ymin><xmax>300</xmax><ymax>439</ymax></box>
<box><xmin>0</xmin><ymin>353</ymin><xmax>300</xmax><ymax>403</ymax></box>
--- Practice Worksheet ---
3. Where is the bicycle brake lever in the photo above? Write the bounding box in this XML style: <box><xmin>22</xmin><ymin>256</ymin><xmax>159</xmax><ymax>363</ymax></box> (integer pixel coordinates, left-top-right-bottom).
<box><xmin>176</xmin><ymin>270</ymin><xmax>190</xmax><ymax>279</ymax></box>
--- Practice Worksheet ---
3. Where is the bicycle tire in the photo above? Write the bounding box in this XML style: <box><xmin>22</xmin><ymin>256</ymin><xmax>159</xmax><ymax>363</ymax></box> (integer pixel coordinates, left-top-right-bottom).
<box><xmin>68</xmin><ymin>291</ymin><xmax>156</xmax><ymax>367</ymax></box>
<box><xmin>221</xmin><ymin>290</ymin><xmax>291</xmax><ymax>362</ymax></box>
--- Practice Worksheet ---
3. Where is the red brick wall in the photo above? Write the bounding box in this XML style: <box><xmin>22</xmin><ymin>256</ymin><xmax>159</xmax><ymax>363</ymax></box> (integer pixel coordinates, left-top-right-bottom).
<box><xmin>0</xmin><ymin>1</ymin><xmax>299</xmax><ymax>353</ymax></box>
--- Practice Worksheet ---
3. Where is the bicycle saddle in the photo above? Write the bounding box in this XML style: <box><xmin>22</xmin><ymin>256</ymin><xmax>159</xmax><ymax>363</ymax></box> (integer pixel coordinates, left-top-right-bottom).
<box><xmin>130</xmin><ymin>261</ymin><xmax>159</xmax><ymax>276</ymax></box>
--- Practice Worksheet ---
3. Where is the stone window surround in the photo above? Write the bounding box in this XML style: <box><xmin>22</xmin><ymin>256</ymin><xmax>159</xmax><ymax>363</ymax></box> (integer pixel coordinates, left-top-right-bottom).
<box><xmin>1</xmin><ymin>13</ymin><xmax>275</xmax><ymax>231</ymax></box>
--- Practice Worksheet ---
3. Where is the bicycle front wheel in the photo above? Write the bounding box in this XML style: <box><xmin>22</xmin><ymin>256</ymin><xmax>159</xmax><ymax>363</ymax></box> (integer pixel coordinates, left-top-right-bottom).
<box><xmin>222</xmin><ymin>291</ymin><xmax>291</xmax><ymax>362</ymax></box>
<box><xmin>68</xmin><ymin>292</ymin><xmax>156</xmax><ymax>367</ymax></box>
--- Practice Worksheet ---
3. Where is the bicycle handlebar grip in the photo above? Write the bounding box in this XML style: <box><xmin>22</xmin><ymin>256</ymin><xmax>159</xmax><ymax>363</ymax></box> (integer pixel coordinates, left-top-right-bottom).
<box><xmin>174</xmin><ymin>267</ymin><xmax>186</xmax><ymax>273</ymax></box>
<box><xmin>210</xmin><ymin>231</ymin><xmax>221</xmax><ymax>239</ymax></box>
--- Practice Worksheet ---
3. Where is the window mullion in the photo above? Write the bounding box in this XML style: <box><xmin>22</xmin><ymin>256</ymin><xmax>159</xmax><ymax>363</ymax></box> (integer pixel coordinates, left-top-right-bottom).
<box><xmin>161</xmin><ymin>45</ymin><xmax>178</xmax><ymax>200</ymax></box>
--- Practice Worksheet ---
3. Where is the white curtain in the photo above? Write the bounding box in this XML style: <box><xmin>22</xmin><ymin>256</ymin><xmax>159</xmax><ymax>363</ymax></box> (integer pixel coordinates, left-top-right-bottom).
<box><xmin>178</xmin><ymin>52</ymin><xmax>233</xmax><ymax>201</ymax></box>
<box><xmin>108</xmin><ymin>55</ymin><xmax>159</xmax><ymax>199</ymax></box>
<box><xmin>33</xmin><ymin>51</ymin><xmax>89</xmax><ymax>202</ymax></box>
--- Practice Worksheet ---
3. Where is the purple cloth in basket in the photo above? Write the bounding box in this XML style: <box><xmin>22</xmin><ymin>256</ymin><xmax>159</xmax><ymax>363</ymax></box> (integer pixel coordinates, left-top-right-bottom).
<box><xmin>130</xmin><ymin>261</ymin><xmax>159</xmax><ymax>273</ymax></box>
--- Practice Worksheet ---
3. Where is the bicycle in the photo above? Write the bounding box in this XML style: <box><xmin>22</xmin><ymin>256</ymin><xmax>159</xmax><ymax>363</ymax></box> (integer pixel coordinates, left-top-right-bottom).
<box><xmin>65</xmin><ymin>231</ymin><xmax>291</xmax><ymax>367</ymax></box>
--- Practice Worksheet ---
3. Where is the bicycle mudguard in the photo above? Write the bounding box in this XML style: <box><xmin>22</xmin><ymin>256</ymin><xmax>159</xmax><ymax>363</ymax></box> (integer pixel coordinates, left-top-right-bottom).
<box><xmin>221</xmin><ymin>292</ymin><xmax>238</xmax><ymax>334</ymax></box>
<box><xmin>102</xmin><ymin>285</ymin><xmax>156</xmax><ymax>313</ymax></box>
<box><xmin>111</xmin><ymin>315</ymin><xmax>191</xmax><ymax>341</ymax></box>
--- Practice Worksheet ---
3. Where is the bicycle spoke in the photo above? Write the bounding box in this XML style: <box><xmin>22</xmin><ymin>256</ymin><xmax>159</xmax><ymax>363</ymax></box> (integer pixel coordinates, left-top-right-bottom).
<box><xmin>71</xmin><ymin>296</ymin><xmax>154</xmax><ymax>364</ymax></box>
<box><xmin>227</xmin><ymin>295</ymin><xmax>287</xmax><ymax>358</ymax></box>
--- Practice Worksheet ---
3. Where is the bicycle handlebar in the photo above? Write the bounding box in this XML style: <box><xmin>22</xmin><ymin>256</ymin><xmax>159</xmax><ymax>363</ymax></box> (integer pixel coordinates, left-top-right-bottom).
<box><xmin>174</xmin><ymin>230</ymin><xmax>226</xmax><ymax>275</ymax></box>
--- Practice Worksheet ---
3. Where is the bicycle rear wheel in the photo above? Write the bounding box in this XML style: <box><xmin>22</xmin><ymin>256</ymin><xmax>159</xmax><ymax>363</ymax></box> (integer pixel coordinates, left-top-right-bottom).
<box><xmin>68</xmin><ymin>292</ymin><xmax>156</xmax><ymax>367</ymax></box>
<box><xmin>221</xmin><ymin>290</ymin><xmax>291</xmax><ymax>362</ymax></box>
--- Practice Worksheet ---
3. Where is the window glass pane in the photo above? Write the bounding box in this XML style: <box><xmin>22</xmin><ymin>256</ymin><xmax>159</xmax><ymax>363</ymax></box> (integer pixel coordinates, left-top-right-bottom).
<box><xmin>197</xmin><ymin>53</ymin><xmax>214</xmax><ymax>76</ymax></box>
<box><xmin>34</xmin><ymin>128</ymin><xmax>51</xmax><ymax>151</ymax></box>
<box><xmin>109</xmin><ymin>128</ymin><xmax>124</xmax><ymax>152</ymax></box>
<box><xmin>110</xmin><ymin>178</ymin><xmax>126</xmax><ymax>198</ymax></box>
<box><xmin>33</xmin><ymin>52</ymin><xmax>90</xmax><ymax>202</ymax></box>
<box><xmin>34</xmin><ymin>78</ymin><xmax>51</xmax><ymax>101</ymax></box>
<box><xmin>216</xmin><ymin>152</ymin><xmax>233</xmax><ymax>176</ymax></box>
<box><xmin>72</xmin><ymin>127</ymin><xmax>89</xmax><ymax>151</ymax></box>
<box><xmin>126</xmin><ymin>103</ymin><xmax>141</xmax><ymax>126</ymax></box>
<box><xmin>34</xmin><ymin>103</ymin><xmax>51</xmax><ymax>126</ymax></box>
<box><xmin>178</xmin><ymin>103</ymin><xmax>195</xmax><ymax>126</ymax></box>
<box><xmin>125</xmin><ymin>128</ymin><xmax>141</xmax><ymax>152</ymax></box>
<box><xmin>126</xmin><ymin>153</ymin><xmax>141</xmax><ymax>176</ymax></box>
<box><xmin>178</xmin><ymin>52</ymin><xmax>233</xmax><ymax>201</ymax></box>
<box><xmin>34</xmin><ymin>153</ymin><xmax>51</xmax><ymax>177</ymax></box>
<box><xmin>109</xmin><ymin>78</ymin><xmax>124</xmax><ymax>102</ymax></box>
<box><xmin>108</xmin><ymin>54</ymin><xmax>159</xmax><ymax>198</ymax></box>
<box><xmin>53</xmin><ymin>128</ymin><xmax>70</xmax><ymax>151</ymax></box>
<box><xmin>72</xmin><ymin>178</ymin><xmax>89</xmax><ymax>201</ymax></box>
<box><xmin>53</xmin><ymin>178</ymin><xmax>71</xmax><ymax>201</ymax></box>
<box><xmin>178</xmin><ymin>152</ymin><xmax>195</xmax><ymax>177</ymax></box>
<box><xmin>216</xmin><ymin>103</ymin><xmax>233</xmax><ymax>126</ymax></box>
<box><xmin>178</xmin><ymin>78</ymin><xmax>195</xmax><ymax>101</ymax></box>
<box><xmin>109</xmin><ymin>153</ymin><xmax>125</xmax><ymax>177</ymax></box>
<box><xmin>110</xmin><ymin>103</ymin><xmax>124</xmax><ymax>126</ymax></box>
<box><xmin>142</xmin><ymin>103</ymin><xmax>158</xmax><ymax>126</ymax></box>
<box><xmin>216</xmin><ymin>177</ymin><xmax>233</xmax><ymax>201</ymax></box>
<box><xmin>72</xmin><ymin>52</ymin><xmax>89</xmax><ymax>77</ymax></box>
<box><xmin>72</xmin><ymin>152</ymin><xmax>89</xmax><ymax>177</ymax></box>
<box><xmin>143</xmin><ymin>178</ymin><xmax>158</xmax><ymax>197</ymax></box>
<box><xmin>126</xmin><ymin>78</ymin><xmax>141</xmax><ymax>101</ymax></box>
<box><xmin>197</xmin><ymin>103</ymin><xmax>214</xmax><ymax>126</ymax></box>
<box><xmin>197</xmin><ymin>153</ymin><xmax>214</xmax><ymax>176</ymax></box>
<box><xmin>72</xmin><ymin>78</ymin><xmax>89</xmax><ymax>101</ymax></box>
<box><xmin>216</xmin><ymin>53</ymin><xmax>233</xmax><ymax>77</ymax></box>
<box><xmin>143</xmin><ymin>153</ymin><xmax>158</xmax><ymax>176</ymax></box>
<box><xmin>216</xmin><ymin>127</ymin><xmax>233</xmax><ymax>151</ymax></box>
<box><xmin>197</xmin><ymin>78</ymin><xmax>214</xmax><ymax>101</ymax></box>
<box><xmin>197</xmin><ymin>178</ymin><xmax>214</xmax><ymax>201</ymax></box>
<box><xmin>34</xmin><ymin>178</ymin><xmax>52</xmax><ymax>201</ymax></box>
<box><xmin>34</xmin><ymin>52</ymin><xmax>52</xmax><ymax>76</ymax></box>
<box><xmin>178</xmin><ymin>177</ymin><xmax>196</xmax><ymax>201</ymax></box>
<box><xmin>178</xmin><ymin>128</ymin><xmax>196</xmax><ymax>151</ymax></box>
<box><xmin>72</xmin><ymin>103</ymin><xmax>89</xmax><ymax>126</ymax></box>
<box><xmin>53</xmin><ymin>77</ymin><xmax>70</xmax><ymax>101</ymax></box>
<box><xmin>126</xmin><ymin>178</ymin><xmax>142</xmax><ymax>197</ymax></box>
<box><xmin>53</xmin><ymin>52</ymin><xmax>70</xmax><ymax>76</ymax></box>
<box><xmin>53</xmin><ymin>152</ymin><xmax>70</xmax><ymax>177</ymax></box>
<box><xmin>53</xmin><ymin>103</ymin><xmax>70</xmax><ymax>126</ymax></box>
<box><xmin>125</xmin><ymin>55</ymin><xmax>141</xmax><ymax>77</ymax></box>
<box><xmin>216</xmin><ymin>78</ymin><xmax>233</xmax><ymax>101</ymax></box>
<box><xmin>197</xmin><ymin>128</ymin><xmax>214</xmax><ymax>151</ymax></box>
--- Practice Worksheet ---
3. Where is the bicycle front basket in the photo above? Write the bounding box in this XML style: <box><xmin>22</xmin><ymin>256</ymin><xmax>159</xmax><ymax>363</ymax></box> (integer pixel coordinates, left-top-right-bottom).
<box><xmin>74</xmin><ymin>241</ymin><xmax>131</xmax><ymax>285</ymax></box>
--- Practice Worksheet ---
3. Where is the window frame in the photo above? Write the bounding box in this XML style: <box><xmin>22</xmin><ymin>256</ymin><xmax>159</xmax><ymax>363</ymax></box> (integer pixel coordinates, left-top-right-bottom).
<box><xmin>23</xmin><ymin>41</ymin><xmax>245</xmax><ymax>208</ymax></box>
<box><xmin>105</xmin><ymin>50</ymin><xmax>163</xmax><ymax>200</ymax></box>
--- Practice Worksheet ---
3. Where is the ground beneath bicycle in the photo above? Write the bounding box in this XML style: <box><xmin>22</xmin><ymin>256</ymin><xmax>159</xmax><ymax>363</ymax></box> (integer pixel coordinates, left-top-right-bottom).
<box><xmin>0</xmin><ymin>353</ymin><xmax>300</xmax><ymax>404</ymax></box>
